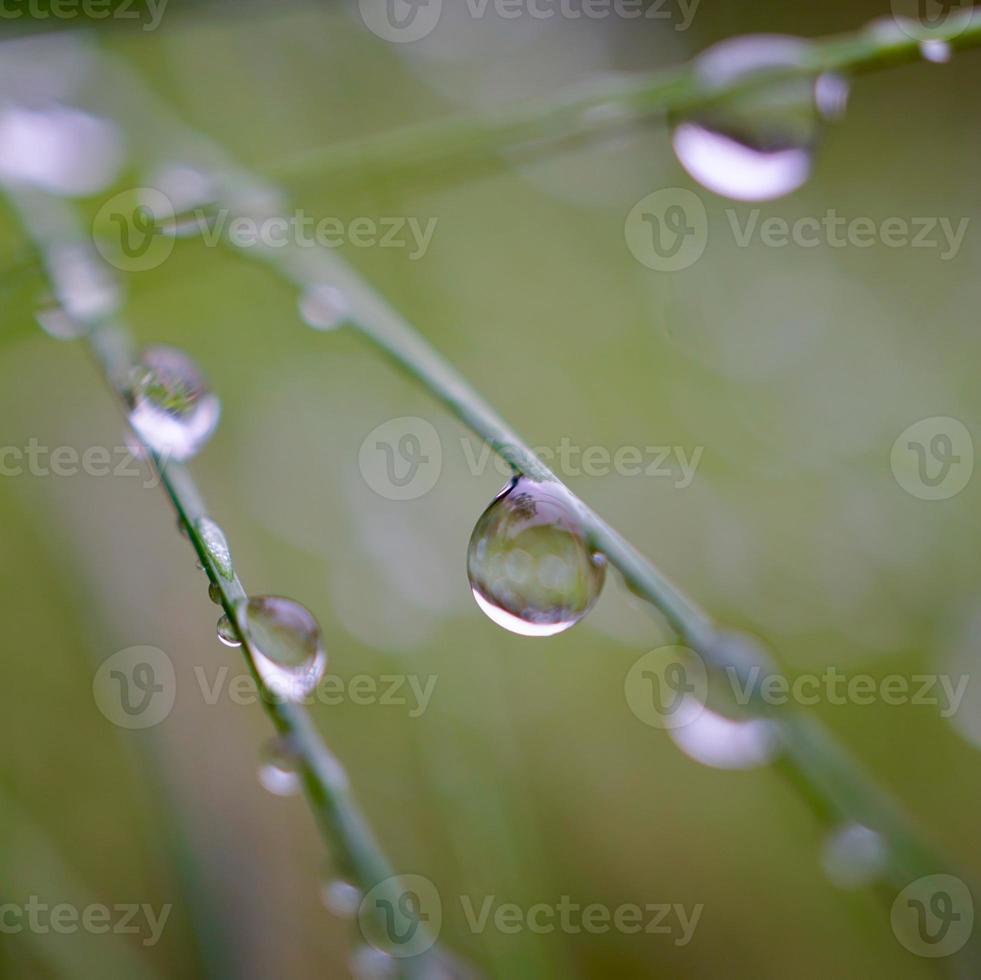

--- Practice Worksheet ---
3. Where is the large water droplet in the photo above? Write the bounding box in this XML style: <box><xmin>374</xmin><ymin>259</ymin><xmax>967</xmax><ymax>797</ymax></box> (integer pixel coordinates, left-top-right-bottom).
<box><xmin>671</xmin><ymin>36</ymin><xmax>844</xmax><ymax>201</ymax></box>
<box><xmin>127</xmin><ymin>346</ymin><xmax>220</xmax><ymax>462</ymax></box>
<box><xmin>196</xmin><ymin>516</ymin><xmax>233</xmax><ymax>580</ymax></box>
<box><xmin>242</xmin><ymin>595</ymin><xmax>327</xmax><ymax>701</ymax></box>
<box><xmin>821</xmin><ymin>822</ymin><xmax>889</xmax><ymax>890</ymax></box>
<box><xmin>467</xmin><ymin>477</ymin><xmax>605</xmax><ymax>636</ymax></box>
<box><xmin>668</xmin><ymin>704</ymin><xmax>779</xmax><ymax>769</ymax></box>
<box><xmin>298</xmin><ymin>284</ymin><xmax>349</xmax><ymax>331</ymax></box>
<box><xmin>216</xmin><ymin>614</ymin><xmax>241</xmax><ymax>647</ymax></box>
<box><xmin>258</xmin><ymin>736</ymin><xmax>302</xmax><ymax>796</ymax></box>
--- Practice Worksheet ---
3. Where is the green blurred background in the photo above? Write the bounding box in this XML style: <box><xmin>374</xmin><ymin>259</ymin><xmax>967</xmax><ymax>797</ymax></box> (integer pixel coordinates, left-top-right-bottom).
<box><xmin>1</xmin><ymin>1</ymin><xmax>980</xmax><ymax>977</ymax></box>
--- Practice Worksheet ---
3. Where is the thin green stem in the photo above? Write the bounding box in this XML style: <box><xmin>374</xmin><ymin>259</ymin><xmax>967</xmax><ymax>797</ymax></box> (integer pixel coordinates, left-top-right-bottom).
<box><xmin>275</xmin><ymin>10</ymin><xmax>981</xmax><ymax>189</ymax></box>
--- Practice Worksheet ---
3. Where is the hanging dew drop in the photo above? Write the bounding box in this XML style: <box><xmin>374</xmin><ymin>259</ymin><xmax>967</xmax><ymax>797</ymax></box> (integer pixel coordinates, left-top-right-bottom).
<box><xmin>127</xmin><ymin>346</ymin><xmax>220</xmax><ymax>462</ymax></box>
<box><xmin>467</xmin><ymin>476</ymin><xmax>605</xmax><ymax>637</ymax></box>
<box><xmin>257</xmin><ymin>736</ymin><xmax>302</xmax><ymax>797</ymax></box>
<box><xmin>920</xmin><ymin>38</ymin><xmax>952</xmax><ymax>63</ymax></box>
<box><xmin>241</xmin><ymin>595</ymin><xmax>327</xmax><ymax>701</ymax></box>
<box><xmin>216</xmin><ymin>614</ymin><xmax>241</xmax><ymax>647</ymax></box>
<box><xmin>298</xmin><ymin>284</ymin><xmax>349</xmax><ymax>331</ymax></box>
<box><xmin>321</xmin><ymin>875</ymin><xmax>362</xmax><ymax>918</ymax></box>
<box><xmin>821</xmin><ymin>822</ymin><xmax>889</xmax><ymax>890</ymax></box>
<box><xmin>196</xmin><ymin>516</ymin><xmax>233</xmax><ymax>580</ymax></box>
<box><xmin>671</xmin><ymin>36</ymin><xmax>847</xmax><ymax>201</ymax></box>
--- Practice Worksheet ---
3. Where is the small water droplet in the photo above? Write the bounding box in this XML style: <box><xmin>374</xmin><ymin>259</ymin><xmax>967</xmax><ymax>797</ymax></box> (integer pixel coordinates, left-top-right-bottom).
<box><xmin>298</xmin><ymin>284</ymin><xmax>349</xmax><ymax>331</ymax></box>
<box><xmin>349</xmin><ymin>946</ymin><xmax>397</xmax><ymax>980</ymax></box>
<box><xmin>920</xmin><ymin>38</ymin><xmax>952</xmax><ymax>63</ymax></box>
<box><xmin>321</xmin><ymin>875</ymin><xmax>362</xmax><ymax>918</ymax></box>
<box><xmin>34</xmin><ymin>304</ymin><xmax>84</xmax><ymax>341</ymax></box>
<box><xmin>127</xmin><ymin>346</ymin><xmax>220</xmax><ymax>462</ymax></box>
<box><xmin>208</xmin><ymin>582</ymin><xmax>223</xmax><ymax>604</ymax></box>
<box><xmin>216</xmin><ymin>614</ymin><xmax>241</xmax><ymax>647</ymax></box>
<box><xmin>257</xmin><ymin>736</ymin><xmax>302</xmax><ymax>796</ymax></box>
<box><xmin>47</xmin><ymin>241</ymin><xmax>120</xmax><ymax>322</ymax></box>
<box><xmin>671</xmin><ymin>36</ymin><xmax>845</xmax><ymax>201</ymax></box>
<box><xmin>821</xmin><ymin>822</ymin><xmax>889</xmax><ymax>889</ymax></box>
<box><xmin>467</xmin><ymin>476</ymin><xmax>605</xmax><ymax>636</ymax></box>
<box><xmin>196</xmin><ymin>516</ymin><xmax>233</xmax><ymax>580</ymax></box>
<box><xmin>242</xmin><ymin>595</ymin><xmax>327</xmax><ymax>701</ymax></box>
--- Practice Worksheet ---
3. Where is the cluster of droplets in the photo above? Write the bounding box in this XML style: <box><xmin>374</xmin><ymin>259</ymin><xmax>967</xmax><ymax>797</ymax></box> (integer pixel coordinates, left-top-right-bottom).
<box><xmin>466</xmin><ymin>476</ymin><xmax>606</xmax><ymax>636</ymax></box>
<box><xmin>669</xmin><ymin>35</ymin><xmax>850</xmax><ymax>201</ymax></box>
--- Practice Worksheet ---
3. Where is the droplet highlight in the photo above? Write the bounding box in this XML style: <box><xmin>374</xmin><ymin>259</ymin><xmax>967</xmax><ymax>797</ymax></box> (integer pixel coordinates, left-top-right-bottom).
<box><xmin>467</xmin><ymin>476</ymin><xmax>605</xmax><ymax>636</ymax></box>
<box><xmin>671</xmin><ymin>36</ymin><xmax>846</xmax><ymax>201</ymax></box>
<box><xmin>127</xmin><ymin>346</ymin><xmax>220</xmax><ymax>462</ymax></box>
<box><xmin>216</xmin><ymin>614</ymin><xmax>241</xmax><ymax>648</ymax></box>
<box><xmin>241</xmin><ymin>595</ymin><xmax>327</xmax><ymax>701</ymax></box>
<box><xmin>298</xmin><ymin>284</ymin><xmax>349</xmax><ymax>331</ymax></box>
<box><xmin>258</xmin><ymin>736</ymin><xmax>302</xmax><ymax>796</ymax></box>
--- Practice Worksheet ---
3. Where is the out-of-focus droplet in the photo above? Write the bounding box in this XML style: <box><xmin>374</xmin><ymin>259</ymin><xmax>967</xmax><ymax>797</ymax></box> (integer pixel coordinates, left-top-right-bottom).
<box><xmin>0</xmin><ymin>104</ymin><xmax>124</xmax><ymax>197</ymax></box>
<box><xmin>321</xmin><ymin>875</ymin><xmax>362</xmax><ymax>918</ymax></box>
<box><xmin>821</xmin><ymin>822</ymin><xmax>889</xmax><ymax>889</ymax></box>
<box><xmin>467</xmin><ymin>476</ymin><xmax>605</xmax><ymax>636</ymax></box>
<box><xmin>298</xmin><ymin>284</ymin><xmax>349</xmax><ymax>331</ymax></box>
<box><xmin>35</xmin><ymin>304</ymin><xmax>84</xmax><ymax>341</ymax></box>
<box><xmin>349</xmin><ymin>946</ymin><xmax>397</xmax><ymax>980</ymax></box>
<box><xmin>920</xmin><ymin>38</ymin><xmax>952</xmax><ymax>63</ymax></box>
<box><xmin>47</xmin><ymin>242</ymin><xmax>120</xmax><ymax>323</ymax></box>
<box><xmin>668</xmin><ymin>701</ymin><xmax>779</xmax><ymax>769</ymax></box>
<box><xmin>127</xmin><ymin>346</ymin><xmax>220</xmax><ymax>462</ymax></box>
<box><xmin>242</xmin><ymin>595</ymin><xmax>327</xmax><ymax>701</ymax></box>
<box><xmin>216</xmin><ymin>614</ymin><xmax>241</xmax><ymax>648</ymax></box>
<box><xmin>258</xmin><ymin>736</ymin><xmax>302</xmax><ymax>796</ymax></box>
<box><xmin>671</xmin><ymin>36</ymin><xmax>845</xmax><ymax>201</ymax></box>
<box><xmin>196</xmin><ymin>516</ymin><xmax>233</xmax><ymax>580</ymax></box>
<box><xmin>141</xmin><ymin>163</ymin><xmax>217</xmax><ymax>238</ymax></box>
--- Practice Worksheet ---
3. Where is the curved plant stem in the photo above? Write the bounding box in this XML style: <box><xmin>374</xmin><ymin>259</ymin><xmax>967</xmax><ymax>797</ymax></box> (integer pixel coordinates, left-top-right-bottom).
<box><xmin>1</xmin><ymin>182</ymin><xmax>443</xmax><ymax>980</ymax></box>
<box><xmin>275</xmin><ymin>9</ymin><xmax>981</xmax><ymax>189</ymax></box>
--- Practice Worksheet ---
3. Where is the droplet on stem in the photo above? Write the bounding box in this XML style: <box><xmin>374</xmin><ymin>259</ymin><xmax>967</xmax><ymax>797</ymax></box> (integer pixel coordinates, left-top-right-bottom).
<box><xmin>216</xmin><ymin>613</ymin><xmax>241</xmax><ymax>647</ymax></box>
<box><xmin>821</xmin><ymin>822</ymin><xmax>889</xmax><ymax>889</ymax></box>
<box><xmin>126</xmin><ymin>346</ymin><xmax>220</xmax><ymax>462</ymax></box>
<box><xmin>671</xmin><ymin>35</ymin><xmax>847</xmax><ymax>201</ymax></box>
<box><xmin>258</xmin><ymin>736</ymin><xmax>302</xmax><ymax>796</ymax></box>
<box><xmin>241</xmin><ymin>595</ymin><xmax>327</xmax><ymax>701</ymax></box>
<box><xmin>298</xmin><ymin>284</ymin><xmax>349</xmax><ymax>331</ymax></box>
<box><xmin>467</xmin><ymin>476</ymin><xmax>605</xmax><ymax>636</ymax></box>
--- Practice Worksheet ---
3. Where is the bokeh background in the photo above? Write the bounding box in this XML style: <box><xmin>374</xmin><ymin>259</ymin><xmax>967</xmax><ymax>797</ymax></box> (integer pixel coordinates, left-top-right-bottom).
<box><xmin>1</xmin><ymin>1</ymin><xmax>980</xmax><ymax>977</ymax></box>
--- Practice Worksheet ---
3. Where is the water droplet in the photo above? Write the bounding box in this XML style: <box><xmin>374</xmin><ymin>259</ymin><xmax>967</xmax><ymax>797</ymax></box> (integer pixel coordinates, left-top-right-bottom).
<box><xmin>257</xmin><ymin>737</ymin><xmax>302</xmax><ymax>796</ymax></box>
<box><xmin>216</xmin><ymin>614</ymin><xmax>241</xmax><ymax>647</ymax></box>
<box><xmin>668</xmin><ymin>704</ymin><xmax>779</xmax><ymax>769</ymax></box>
<box><xmin>242</xmin><ymin>595</ymin><xmax>327</xmax><ymax>701</ymax></box>
<box><xmin>47</xmin><ymin>242</ymin><xmax>120</xmax><ymax>322</ymax></box>
<box><xmin>920</xmin><ymin>38</ymin><xmax>952</xmax><ymax>63</ymax></box>
<box><xmin>196</xmin><ymin>516</ymin><xmax>233</xmax><ymax>580</ymax></box>
<box><xmin>671</xmin><ymin>36</ymin><xmax>845</xmax><ymax>201</ymax></box>
<box><xmin>321</xmin><ymin>875</ymin><xmax>362</xmax><ymax>918</ymax></box>
<box><xmin>821</xmin><ymin>822</ymin><xmax>889</xmax><ymax>889</ymax></box>
<box><xmin>208</xmin><ymin>582</ymin><xmax>223</xmax><ymax>604</ymax></box>
<box><xmin>349</xmin><ymin>946</ymin><xmax>397</xmax><ymax>980</ymax></box>
<box><xmin>298</xmin><ymin>284</ymin><xmax>349</xmax><ymax>331</ymax></box>
<box><xmin>127</xmin><ymin>346</ymin><xmax>220</xmax><ymax>462</ymax></box>
<box><xmin>467</xmin><ymin>477</ymin><xmax>605</xmax><ymax>636</ymax></box>
<box><xmin>34</xmin><ymin>304</ymin><xmax>84</xmax><ymax>341</ymax></box>
<box><xmin>0</xmin><ymin>103</ymin><xmax>123</xmax><ymax>197</ymax></box>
